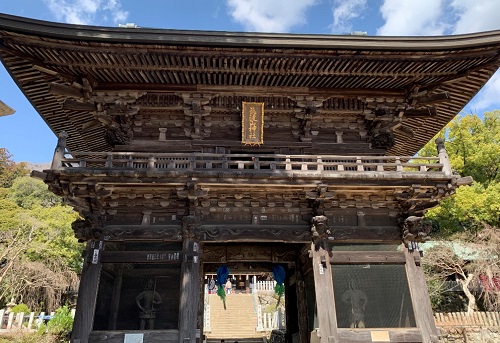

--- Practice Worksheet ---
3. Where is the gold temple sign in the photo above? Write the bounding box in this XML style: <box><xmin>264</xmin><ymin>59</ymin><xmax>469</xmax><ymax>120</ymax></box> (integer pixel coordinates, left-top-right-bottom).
<box><xmin>241</xmin><ymin>102</ymin><xmax>264</xmax><ymax>145</ymax></box>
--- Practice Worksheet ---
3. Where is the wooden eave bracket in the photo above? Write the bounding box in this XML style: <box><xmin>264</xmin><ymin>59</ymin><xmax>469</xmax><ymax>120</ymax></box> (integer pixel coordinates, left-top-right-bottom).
<box><xmin>179</xmin><ymin>93</ymin><xmax>215</xmax><ymax>139</ymax></box>
<box><xmin>291</xmin><ymin>96</ymin><xmax>325</xmax><ymax>112</ymax></box>
<box><xmin>176</xmin><ymin>182</ymin><xmax>209</xmax><ymax>200</ymax></box>
<box><xmin>455</xmin><ymin>175</ymin><xmax>473</xmax><ymax>186</ymax></box>
<box><xmin>409</xmin><ymin>91</ymin><xmax>450</xmax><ymax>105</ymax></box>
<box><xmin>30</xmin><ymin>170</ymin><xmax>47</xmax><ymax>181</ymax></box>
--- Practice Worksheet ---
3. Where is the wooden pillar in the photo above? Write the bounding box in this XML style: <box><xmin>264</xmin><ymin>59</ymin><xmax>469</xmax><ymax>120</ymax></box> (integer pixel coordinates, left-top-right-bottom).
<box><xmin>51</xmin><ymin>131</ymin><xmax>68</xmax><ymax>170</ymax></box>
<box><xmin>108</xmin><ymin>267</ymin><xmax>123</xmax><ymax>330</ymax></box>
<box><xmin>311</xmin><ymin>242</ymin><xmax>339</xmax><ymax>343</ymax></box>
<box><xmin>436</xmin><ymin>138</ymin><xmax>452</xmax><ymax>176</ymax></box>
<box><xmin>71</xmin><ymin>241</ymin><xmax>103</xmax><ymax>343</ymax></box>
<box><xmin>296</xmin><ymin>260</ymin><xmax>309</xmax><ymax>343</ymax></box>
<box><xmin>405</xmin><ymin>247</ymin><xmax>439</xmax><ymax>343</ymax></box>
<box><xmin>284</xmin><ymin>269</ymin><xmax>292</xmax><ymax>343</ymax></box>
<box><xmin>198</xmin><ymin>252</ymin><xmax>206</xmax><ymax>343</ymax></box>
<box><xmin>178</xmin><ymin>239</ymin><xmax>200</xmax><ymax>343</ymax></box>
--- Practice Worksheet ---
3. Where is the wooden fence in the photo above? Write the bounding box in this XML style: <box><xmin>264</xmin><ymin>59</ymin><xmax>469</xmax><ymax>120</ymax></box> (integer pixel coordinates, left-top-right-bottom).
<box><xmin>0</xmin><ymin>309</ymin><xmax>75</xmax><ymax>332</ymax></box>
<box><xmin>434</xmin><ymin>312</ymin><xmax>500</xmax><ymax>327</ymax></box>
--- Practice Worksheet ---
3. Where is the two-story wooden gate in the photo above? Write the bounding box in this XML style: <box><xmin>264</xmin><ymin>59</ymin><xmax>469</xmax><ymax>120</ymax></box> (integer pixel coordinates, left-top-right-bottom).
<box><xmin>1</xmin><ymin>13</ymin><xmax>500</xmax><ymax>343</ymax></box>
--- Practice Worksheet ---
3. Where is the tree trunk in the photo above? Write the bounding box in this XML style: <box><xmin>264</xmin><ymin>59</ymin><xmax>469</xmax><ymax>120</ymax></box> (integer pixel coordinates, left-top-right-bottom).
<box><xmin>460</xmin><ymin>274</ymin><xmax>477</xmax><ymax>315</ymax></box>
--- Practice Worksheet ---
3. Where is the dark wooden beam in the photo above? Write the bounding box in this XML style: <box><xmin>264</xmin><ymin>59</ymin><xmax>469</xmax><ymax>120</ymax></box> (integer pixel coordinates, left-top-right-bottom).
<box><xmin>202</xmin><ymin>226</ymin><xmax>311</xmax><ymax>243</ymax></box>
<box><xmin>89</xmin><ymin>330</ymin><xmax>179</xmax><ymax>342</ymax></box>
<box><xmin>330</xmin><ymin>226</ymin><xmax>401</xmax><ymax>243</ymax></box>
<box><xmin>95</xmin><ymin>83</ymin><xmax>405</xmax><ymax>99</ymax></box>
<box><xmin>412</xmin><ymin>92</ymin><xmax>450</xmax><ymax>105</ymax></box>
<box><xmin>330</xmin><ymin>251</ymin><xmax>406</xmax><ymax>264</ymax></box>
<box><xmin>48</xmin><ymin>82</ymin><xmax>83</xmax><ymax>98</ymax></box>
<box><xmin>102</xmin><ymin>225</ymin><xmax>181</xmax><ymax>241</ymax></box>
<box><xmin>405</xmin><ymin>107</ymin><xmax>437</xmax><ymax>117</ymax></box>
<box><xmin>202</xmin><ymin>243</ymin><xmax>300</xmax><ymax>264</ymax></box>
<box><xmin>63</xmin><ymin>99</ymin><xmax>97</xmax><ymax>111</ymax></box>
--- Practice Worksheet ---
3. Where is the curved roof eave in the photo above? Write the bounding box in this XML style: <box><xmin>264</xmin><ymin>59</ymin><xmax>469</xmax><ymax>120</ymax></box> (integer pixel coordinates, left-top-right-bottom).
<box><xmin>2</xmin><ymin>13</ymin><xmax>500</xmax><ymax>51</ymax></box>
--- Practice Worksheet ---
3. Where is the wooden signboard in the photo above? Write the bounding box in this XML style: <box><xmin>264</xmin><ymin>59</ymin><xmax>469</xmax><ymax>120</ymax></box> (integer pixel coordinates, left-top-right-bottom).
<box><xmin>241</xmin><ymin>102</ymin><xmax>264</xmax><ymax>145</ymax></box>
<box><xmin>87</xmin><ymin>250</ymin><xmax>184</xmax><ymax>264</ymax></box>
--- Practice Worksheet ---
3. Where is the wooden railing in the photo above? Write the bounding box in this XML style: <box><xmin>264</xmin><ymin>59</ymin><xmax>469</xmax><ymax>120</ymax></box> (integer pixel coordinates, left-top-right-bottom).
<box><xmin>53</xmin><ymin>151</ymin><xmax>446</xmax><ymax>175</ymax></box>
<box><xmin>254</xmin><ymin>280</ymin><xmax>277</xmax><ymax>292</ymax></box>
<box><xmin>256</xmin><ymin>305</ymin><xmax>285</xmax><ymax>331</ymax></box>
<box><xmin>203</xmin><ymin>303</ymin><xmax>211</xmax><ymax>332</ymax></box>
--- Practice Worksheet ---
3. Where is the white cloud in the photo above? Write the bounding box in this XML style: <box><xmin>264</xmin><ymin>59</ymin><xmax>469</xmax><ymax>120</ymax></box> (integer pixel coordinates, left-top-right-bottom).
<box><xmin>377</xmin><ymin>0</ymin><xmax>500</xmax><ymax>36</ymax></box>
<box><xmin>450</xmin><ymin>0</ymin><xmax>500</xmax><ymax>34</ymax></box>
<box><xmin>467</xmin><ymin>71</ymin><xmax>500</xmax><ymax>113</ymax></box>
<box><xmin>375</xmin><ymin>1</ymin><xmax>500</xmax><ymax>112</ymax></box>
<box><xmin>330</xmin><ymin>0</ymin><xmax>367</xmax><ymax>34</ymax></box>
<box><xmin>226</xmin><ymin>0</ymin><xmax>318</xmax><ymax>32</ymax></box>
<box><xmin>44</xmin><ymin>0</ymin><xmax>129</xmax><ymax>25</ymax></box>
<box><xmin>448</xmin><ymin>1</ymin><xmax>500</xmax><ymax>113</ymax></box>
<box><xmin>377</xmin><ymin>0</ymin><xmax>448</xmax><ymax>36</ymax></box>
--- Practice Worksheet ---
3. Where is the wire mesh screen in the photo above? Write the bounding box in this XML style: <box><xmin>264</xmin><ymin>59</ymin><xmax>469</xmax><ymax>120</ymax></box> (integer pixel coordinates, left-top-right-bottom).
<box><xmin>332</xmin><ymin>264</ymin><xmax>416</xmax><ymax>328</ymax></box>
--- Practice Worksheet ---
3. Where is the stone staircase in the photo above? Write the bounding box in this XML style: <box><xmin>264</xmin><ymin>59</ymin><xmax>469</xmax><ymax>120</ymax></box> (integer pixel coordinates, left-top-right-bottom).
<box><xmin>205</xmin><ymin>293</ymin><xmax>266</xmax><ymax>341</ymax></box>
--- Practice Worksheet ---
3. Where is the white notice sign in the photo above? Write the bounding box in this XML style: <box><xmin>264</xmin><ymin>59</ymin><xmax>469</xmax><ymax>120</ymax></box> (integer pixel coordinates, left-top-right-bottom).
<box><xmin>370</xmin><ymin>331</ymin><xmax>390</xmax><ymax>342</ymax></box>
<box><xmin>124</xmin><ymin>333</ymin><xmax>144</xmax><ymax>343</ymax></box>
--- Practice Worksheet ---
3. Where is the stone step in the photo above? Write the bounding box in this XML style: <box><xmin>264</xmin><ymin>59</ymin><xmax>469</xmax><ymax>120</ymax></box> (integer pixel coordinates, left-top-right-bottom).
<box><xmin>205</xmin><ymin>293</ymin><xmax>262</xmax><ymax>340</ymax></box>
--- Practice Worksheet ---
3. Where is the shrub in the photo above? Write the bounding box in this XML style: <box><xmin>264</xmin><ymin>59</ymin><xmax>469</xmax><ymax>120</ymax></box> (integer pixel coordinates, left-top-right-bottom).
<box><xmin>11</xmin><ymin>303</ymin><xmax>30</xmax><ymax>314</ymax></box>
<box><xmin>46</xmin><ymin>306</ymin><xmax>73</xmax><ymax>340</ymax></box>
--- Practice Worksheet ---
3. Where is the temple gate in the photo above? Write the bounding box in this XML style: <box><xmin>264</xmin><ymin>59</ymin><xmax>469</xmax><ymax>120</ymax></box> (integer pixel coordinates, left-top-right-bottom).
<box><xmin>1</xmin><ymin>13</ymin><xmax>500</xmax><ymax>343</ymax></box>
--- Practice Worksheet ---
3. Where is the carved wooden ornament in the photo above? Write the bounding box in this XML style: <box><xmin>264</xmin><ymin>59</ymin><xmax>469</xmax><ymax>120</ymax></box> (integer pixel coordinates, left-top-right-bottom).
<box><xmin>241</xmin><ymin>102</ymin><xmax>264</xmax><ymax>145</ymax></box>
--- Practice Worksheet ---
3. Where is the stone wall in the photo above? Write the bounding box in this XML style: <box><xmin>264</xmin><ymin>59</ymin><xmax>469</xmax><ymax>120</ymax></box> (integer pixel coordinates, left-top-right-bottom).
<box><xmin>435</xmin><ymin>312</ymin><xmax>500</xmax><ymax>343</ymax></box>
<box><xmin>438</xmin><ymin>327</ymin><xmax>499</xmax><ymax>343</ymax></box>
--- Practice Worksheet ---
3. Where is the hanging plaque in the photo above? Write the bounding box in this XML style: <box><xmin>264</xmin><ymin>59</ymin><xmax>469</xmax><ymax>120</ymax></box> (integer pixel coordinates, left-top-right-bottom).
<box><xmin>241</xmin><ymin>102</ymin><xmax>264</xmax><ymax>145</ymax></box>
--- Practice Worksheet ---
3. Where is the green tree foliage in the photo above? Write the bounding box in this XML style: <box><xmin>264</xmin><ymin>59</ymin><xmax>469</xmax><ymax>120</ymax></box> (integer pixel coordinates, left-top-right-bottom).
<box><xmin>419</xmin><ymin>111</ymin><xmax>500</xmax><ymax>312</ymax></box>
<box><xmin>426</xmin><ymin>182</ymin><xmax>500</xmax><ymax>236</ymax></box>
<box><xmin>446</xmin><ymin>112</ymin><xmax>500</xmax><ymax>185</ymax></box>
<box><xmin>26</xmin><ymin>204</ymin><xmax>82</xmax><ymax>272</ymax></box>
<box><xmin>0</xmin><ymin>148</ymin><xmax>28</xmax><ymax>188</ymax></box>
<box><xmin>8</xmin><ymin>177</ymin><xmax>61</xmax><ymax>209</ymax></box>
<box><xmin>11</xmin><ymin>303</ymin><xmax>30</xmax><ymax>314</ymax></box>
<box><xmin>418</xmin><ymin>110</ymin><xmax>500</xmax><ymax>236</ymax></box>
<box><xmin>0</xmin><ymin>148</ymin><xmax>82</xmax><ymax>312</ymax></box>
<box><xmin>0</xmin><ymin>198</ymin><xmax>22</xmax><ymax>232</ymax></box>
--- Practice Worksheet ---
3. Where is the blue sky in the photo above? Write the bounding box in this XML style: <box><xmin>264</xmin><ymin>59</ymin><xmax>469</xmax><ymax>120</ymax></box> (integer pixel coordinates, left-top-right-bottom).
<box><xmin>1</xmin><ymin>0</ymin><xmax>500</xmax><ymax>163</ymax></box>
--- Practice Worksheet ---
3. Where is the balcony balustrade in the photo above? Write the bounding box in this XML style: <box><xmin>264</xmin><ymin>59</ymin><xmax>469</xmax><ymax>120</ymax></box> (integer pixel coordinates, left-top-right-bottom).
<box><xmin>51</xmin><ymin>151</ymin><xmax>446</xmax><ymax>175</ymax></box>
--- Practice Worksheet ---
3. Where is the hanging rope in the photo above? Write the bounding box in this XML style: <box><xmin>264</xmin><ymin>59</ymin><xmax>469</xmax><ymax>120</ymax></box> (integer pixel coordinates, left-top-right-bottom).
<box><xmin>272</xmin><ymin>265</ymin><xmax>286</xmax><ymax>307</ymax></box>
<box><xmin>216</xmin><ymin>265</ymin><xmax>230</xmax><ymax>309</ymax></box>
